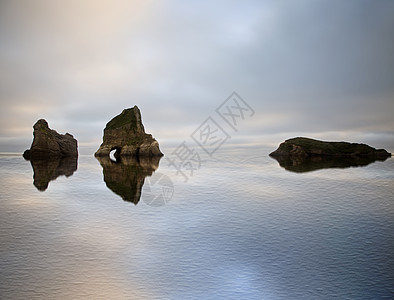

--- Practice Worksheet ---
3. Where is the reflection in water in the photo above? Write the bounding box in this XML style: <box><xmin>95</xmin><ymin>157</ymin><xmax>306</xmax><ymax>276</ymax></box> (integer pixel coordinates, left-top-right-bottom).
<box><xmin>271</xmin><ymin>155</ymin><xmax>390</xmax><ymax>173</ymax></box>
<box><xmin>96</xmin><ymin>155</ymin><xmax>161</xmax><ymax>204</ymax></box>
<box><xmin>27</xmin><ymin>156</ymin><xmax>78</xmax><ymax>191</ymax></box>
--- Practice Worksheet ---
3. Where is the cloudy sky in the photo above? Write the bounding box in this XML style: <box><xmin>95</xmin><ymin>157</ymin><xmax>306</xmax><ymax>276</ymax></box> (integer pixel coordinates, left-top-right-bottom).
<box><xmin>1</xmin><ymin>0</ymin><xmax>393</xmax><ymax>154</ymax></box>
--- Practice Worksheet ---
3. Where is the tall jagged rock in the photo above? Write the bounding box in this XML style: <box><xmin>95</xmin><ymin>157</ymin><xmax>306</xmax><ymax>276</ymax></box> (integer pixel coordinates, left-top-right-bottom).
<box><xmin>95</xmin><ymin>106</ymin><xmax>163</xmax><ymax>158</ymax></box>
<box><xmin>23</xmin><ymin>119</ymin><xmax>78</xmax><ymax>160</ymax></box>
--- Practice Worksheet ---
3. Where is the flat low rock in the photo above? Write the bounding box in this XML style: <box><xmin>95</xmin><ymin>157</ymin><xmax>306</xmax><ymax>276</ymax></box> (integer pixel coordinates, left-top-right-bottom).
<box><xmin>23</xmin><ymin>119</ymin><xmax>78</xmax><ymax>160</ymax></box>
<box><xmin>269</xmin><ymin>137</ymin><xmax>391</xmax><ymax>158</ymax></box>
<box><xmin>95</xmin><ymin>106</ymin><xmax>163</xmax><ymax>158</ymax></box>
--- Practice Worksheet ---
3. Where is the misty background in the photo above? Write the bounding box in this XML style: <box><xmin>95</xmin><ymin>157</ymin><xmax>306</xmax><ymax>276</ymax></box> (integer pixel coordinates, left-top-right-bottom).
<box><xmin>1</xmin><ymin>0</ymin><xmax>393</xmax><ymax>154</ymax></box>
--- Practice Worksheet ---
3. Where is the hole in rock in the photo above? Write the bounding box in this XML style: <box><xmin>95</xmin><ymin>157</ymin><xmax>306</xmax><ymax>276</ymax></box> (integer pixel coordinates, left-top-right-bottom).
<box><xmin>109</xmin><ymin>147</ymin><xmax>121</xmax><ymax>162</ymax></box>
<box><xmin>109</xmin><ymin>149</ymin><xmax>117</xmax><ymax>162</ymax></box>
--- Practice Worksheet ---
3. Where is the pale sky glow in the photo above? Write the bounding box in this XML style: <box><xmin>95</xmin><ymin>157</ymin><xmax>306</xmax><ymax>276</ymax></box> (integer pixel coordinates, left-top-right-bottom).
<box><xmin>1</xmin><ymin>0</ymin><xmax>393</xmax><ymax>154</ymax></box>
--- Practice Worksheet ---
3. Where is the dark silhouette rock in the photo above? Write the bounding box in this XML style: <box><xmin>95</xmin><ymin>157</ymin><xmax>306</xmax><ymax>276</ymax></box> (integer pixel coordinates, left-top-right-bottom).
<box><xmin>270</xmin><ymin>137</ymin><xmax>391</xmax><ymax>158</ymax></box>
<box><xmin>96</xmin><ymin>155</ymin><xmax>161</xmax><ymax>204</ymax></box>
<box><xmin>23</xmin><ymin>119</ymin><xmax>78</xmax><ymax>160</ymax></box>
<box><xmin>95</xmin><ymin>106</ymin><xmax>163</xmax><ymax>159</ymax></box>
<box><xmin>28</xmin><ymin>156</ymin><xmax>78</xmax><ymax>191</ymax></box>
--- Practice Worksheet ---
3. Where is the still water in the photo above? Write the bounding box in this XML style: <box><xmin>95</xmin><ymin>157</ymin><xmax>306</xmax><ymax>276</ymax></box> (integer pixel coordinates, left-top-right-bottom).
<box><xmin>1</xmin><ymin>145</ymin><xmax>393</xmax><ymax>299</ymax></box>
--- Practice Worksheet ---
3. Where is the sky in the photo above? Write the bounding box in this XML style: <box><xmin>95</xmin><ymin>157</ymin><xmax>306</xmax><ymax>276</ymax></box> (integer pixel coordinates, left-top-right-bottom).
<box><xmin>1</xmin><ymin>0</ymin><xmax>393</xmax><ymax>154</ymax></box>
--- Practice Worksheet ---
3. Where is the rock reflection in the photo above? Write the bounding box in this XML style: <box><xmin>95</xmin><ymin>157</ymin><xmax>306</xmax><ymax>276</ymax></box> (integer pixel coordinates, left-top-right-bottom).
<box><xmin>271</xmin><ymin>155</ymin><xmax>390</xmax><ymax>173</ymax></box>
<box><xmin>96</xmin><ymin>155</ymin><xmax>161</xmax><ymax>204</ymax></box>
<box><xmin>27</xmin><ymin>156</ymin><xmax>78</xmax><ymax>191</ymax></box>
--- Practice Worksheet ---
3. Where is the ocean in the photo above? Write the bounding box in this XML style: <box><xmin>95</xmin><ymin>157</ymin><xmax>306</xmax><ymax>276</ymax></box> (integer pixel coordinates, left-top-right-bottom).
<box><xmin>1</xmin><ymin>145</ymin><xmax>393</xmax><ymax>299</ymax></box>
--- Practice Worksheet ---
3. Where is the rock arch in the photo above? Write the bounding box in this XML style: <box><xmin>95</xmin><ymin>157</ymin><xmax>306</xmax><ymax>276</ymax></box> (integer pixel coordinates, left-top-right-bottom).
<box><xmin>95</xmin><ymin>106</ymin><xmax>163</xmax><ymax>159</ymax></box>
<box><xmin>109</xmin><ymin>146</ymin><xmax>122</xmax><ymax>162</ymax></box>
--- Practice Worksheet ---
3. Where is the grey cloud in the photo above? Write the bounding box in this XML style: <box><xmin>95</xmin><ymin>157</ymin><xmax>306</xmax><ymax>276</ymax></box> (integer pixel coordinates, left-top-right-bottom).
<box><xmin>0</xmin><ymin>0</ymin><xmax>393</xmax><ymax>153</ymax></box>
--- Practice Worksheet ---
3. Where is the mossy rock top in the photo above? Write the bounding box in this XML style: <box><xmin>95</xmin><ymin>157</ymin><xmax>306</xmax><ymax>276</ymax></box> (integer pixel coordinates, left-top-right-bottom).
<box><xmin>105</xmin><ymin>106</ymin><xmax>144</xmax><ymax>132</ymax></box>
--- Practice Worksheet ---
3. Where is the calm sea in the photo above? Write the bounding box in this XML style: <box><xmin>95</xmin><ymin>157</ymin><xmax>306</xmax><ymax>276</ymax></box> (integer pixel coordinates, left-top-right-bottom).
<box><xmin>1</xmin><ymin>145</ymin><xmax>393</xmax><ymax>299</ymax></box>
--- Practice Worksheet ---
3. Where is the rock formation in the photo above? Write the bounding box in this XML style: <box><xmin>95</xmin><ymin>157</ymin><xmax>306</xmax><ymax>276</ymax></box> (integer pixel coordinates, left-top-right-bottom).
<box><xmin>96</xmin><ymin>155</ymin><xmax>161</xmax><ymax>204</ymax></box>
<box><xmin>95</xmin><ymin>106</ymin><xmax>163</xmax><ymax>158</ymax></box>
<box><xmin>269</xmin><ymin>137</ymin><xmax>391</xmax><ymax>158</ymax></box>
<box><xmin>23</xmin><ymin>119</ymin><xmax>78</xmax><ymax>160</ymax></box>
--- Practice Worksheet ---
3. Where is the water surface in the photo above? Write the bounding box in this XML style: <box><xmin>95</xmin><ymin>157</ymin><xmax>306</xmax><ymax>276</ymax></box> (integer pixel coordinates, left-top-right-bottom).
<box><xmin>1</xmin><ymin>146</ymin><xmax>393</xmax><ymax>299</ymax></box>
